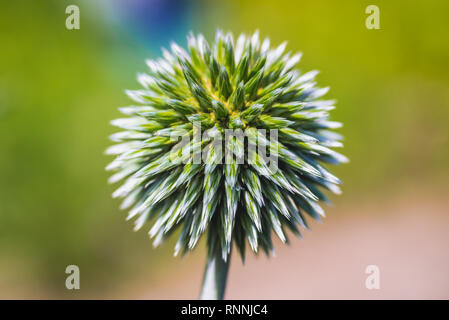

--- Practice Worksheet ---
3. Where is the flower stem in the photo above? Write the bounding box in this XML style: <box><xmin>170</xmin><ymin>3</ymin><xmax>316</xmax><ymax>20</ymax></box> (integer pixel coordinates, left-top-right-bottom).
<box><xmin>200</xmin><ymin>248</ymin><xmax>230</xmax><ymax>300</ymax></box>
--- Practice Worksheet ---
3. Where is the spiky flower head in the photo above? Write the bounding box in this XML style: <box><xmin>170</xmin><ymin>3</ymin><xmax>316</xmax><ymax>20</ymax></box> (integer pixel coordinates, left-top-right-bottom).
<box><xmin>107</xmin><ymin>30</ymin><xmax>347</xmax><ymax>262</ymax></box>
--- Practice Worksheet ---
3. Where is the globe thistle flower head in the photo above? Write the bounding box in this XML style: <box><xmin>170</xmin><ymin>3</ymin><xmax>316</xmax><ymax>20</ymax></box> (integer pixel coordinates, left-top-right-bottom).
<box><xmin>107</xmin><ymin>30</ymin><xmax>347</xmax><ymax>262</ymax></box>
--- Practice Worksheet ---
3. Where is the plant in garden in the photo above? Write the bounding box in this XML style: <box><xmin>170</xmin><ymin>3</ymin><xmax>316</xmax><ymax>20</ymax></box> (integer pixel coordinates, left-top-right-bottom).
<box><xmin>106</xmin><ymin>30</ymin><xmax>347</xmax><ymax>299</ymax></box>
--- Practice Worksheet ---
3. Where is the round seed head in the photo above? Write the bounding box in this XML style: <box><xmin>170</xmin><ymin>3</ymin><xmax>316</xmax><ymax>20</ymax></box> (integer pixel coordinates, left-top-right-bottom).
<box><xmin>107</xmin><ymin>30</ymin><xmax>347</xmax><ymax>261</ymax></box>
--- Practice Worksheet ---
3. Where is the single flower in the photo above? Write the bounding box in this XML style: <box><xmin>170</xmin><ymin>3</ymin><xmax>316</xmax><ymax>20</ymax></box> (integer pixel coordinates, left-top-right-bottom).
<box><xmin>107</xmin><ymin>30</ymin><xmax>347</xmax><ymax>299</ymax></box>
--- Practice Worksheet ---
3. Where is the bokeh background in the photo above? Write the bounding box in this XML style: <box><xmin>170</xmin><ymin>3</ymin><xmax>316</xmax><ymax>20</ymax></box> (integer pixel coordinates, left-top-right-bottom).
<box><xmin>1</xmin><ymin>0</ymin><xmax>448</xmax><ymax>299</ymax></box>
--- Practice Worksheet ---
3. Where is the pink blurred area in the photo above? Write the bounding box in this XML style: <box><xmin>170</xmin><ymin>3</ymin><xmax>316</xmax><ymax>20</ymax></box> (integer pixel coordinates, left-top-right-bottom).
<box><xmin>124</xmin><ymin>186</ymin><xmax>449</xmax><ymax>300</ymax></box>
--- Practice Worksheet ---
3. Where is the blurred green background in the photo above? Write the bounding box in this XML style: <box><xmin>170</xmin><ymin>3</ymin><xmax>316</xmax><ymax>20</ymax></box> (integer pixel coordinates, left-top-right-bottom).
<box><xmin>1</xmin><ymin>0</ymin><xmax>448</xmax><ymax>299</ymax></box>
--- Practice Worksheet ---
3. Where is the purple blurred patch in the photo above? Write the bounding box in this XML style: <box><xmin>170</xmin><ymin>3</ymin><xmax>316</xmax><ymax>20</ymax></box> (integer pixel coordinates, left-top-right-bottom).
<box><xmin>111</xmin><ymin>0</ymin><xmax>195</xmax><ymax>48</ymax></box>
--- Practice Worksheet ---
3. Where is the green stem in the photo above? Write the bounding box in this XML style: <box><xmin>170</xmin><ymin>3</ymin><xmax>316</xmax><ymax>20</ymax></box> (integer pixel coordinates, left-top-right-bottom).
<box><xmin>200</xmin><ymin>248</ymin><xmax>230</xmax><ymax>300</ymax></box>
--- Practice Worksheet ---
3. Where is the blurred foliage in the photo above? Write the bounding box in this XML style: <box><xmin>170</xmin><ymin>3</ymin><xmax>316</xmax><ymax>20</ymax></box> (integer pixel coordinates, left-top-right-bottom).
<box><xmin>0</xmin><ymin>0</ymin><xmax>448</xmax><ymax>297</ymax></box>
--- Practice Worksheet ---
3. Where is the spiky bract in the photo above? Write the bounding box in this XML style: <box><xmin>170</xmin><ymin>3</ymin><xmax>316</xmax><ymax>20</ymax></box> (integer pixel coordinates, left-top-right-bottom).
<box><xmin>107</xmin><ymin>30</ymin><xmax>347</xmax><ymax>261</ymax></box>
